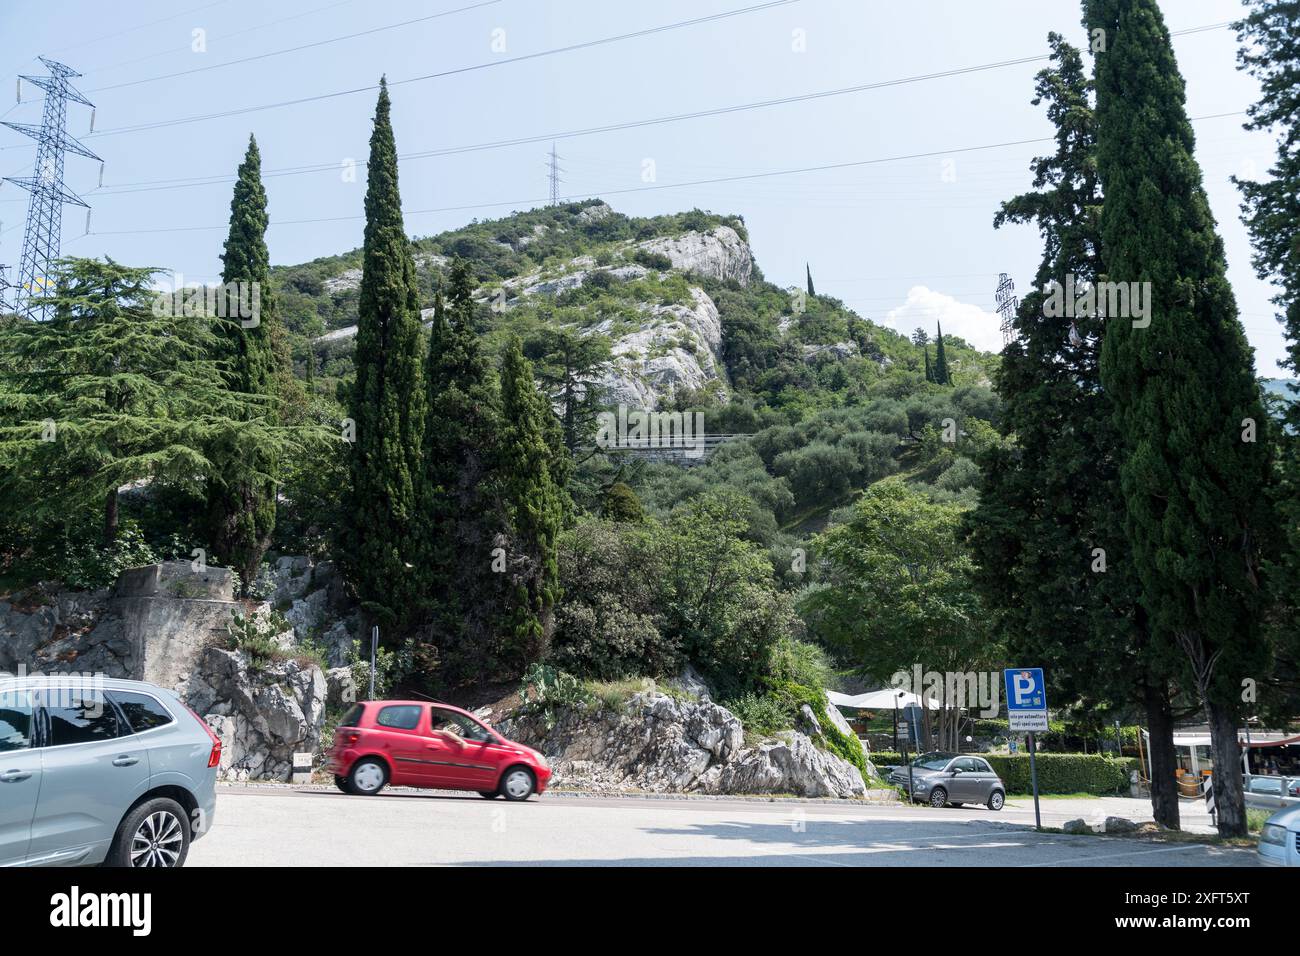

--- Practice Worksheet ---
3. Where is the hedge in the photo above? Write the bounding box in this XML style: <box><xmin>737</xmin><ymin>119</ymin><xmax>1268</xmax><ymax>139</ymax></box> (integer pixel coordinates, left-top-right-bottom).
<box><xmin>863</xmin><ymin>751</ymin><xmax>1135</xmax><ymax>795</ymax></box>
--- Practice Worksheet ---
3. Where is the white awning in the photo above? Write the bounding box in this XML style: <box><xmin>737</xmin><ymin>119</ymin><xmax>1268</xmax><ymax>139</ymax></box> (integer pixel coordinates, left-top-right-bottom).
<box><xmin>827</xmin><ymin>689</ymin><xmax>939</xmax><ymax>710</ymax></box>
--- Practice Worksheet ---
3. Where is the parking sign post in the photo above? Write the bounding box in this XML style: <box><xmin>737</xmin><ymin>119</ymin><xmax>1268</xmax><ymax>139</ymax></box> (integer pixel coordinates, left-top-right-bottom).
<box><xmin>1004</xmin><ymin>668</ymin><xmax>1049</xmax><ymax>831</ymax></box>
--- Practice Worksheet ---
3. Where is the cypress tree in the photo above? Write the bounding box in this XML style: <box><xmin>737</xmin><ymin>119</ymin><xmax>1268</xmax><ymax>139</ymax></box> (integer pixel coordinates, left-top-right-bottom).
<box><xmin>420</xmin><ymin>259</ymin><xmax>505</xmax><ymax>676</ymax></box>
<box><xmin>967</xmin><ymin>34</ymin><xmax>1183</xmax><ymax>828</ymax></box>
<box><xmin>206</xmin><ymin>135</ymin><xmax>281</xmax><ymax>595</ymax></box>
<box><xmin>805</xmin><ymin>263</ymin><xmax>815</xmax><ymax>297</ymax></box>
<box><xmin>1235</xmin><ymin>0</ymin><xmax>1300</xmax><ymax>661</ymax></box>
<box><xmin>1086</xmin><ymin>0</ymin><xmax>1275</xmax><ymax>837</ymax></box>
<box><xmin>497</xmin><ymin>334</ymin><xmax>566</xmax><ymax>669</ymax></box>
<box><xmin>933</xmin><ymin>322</ymin><xmax>950</xmax><ymax>384</ymax></box>
<box><xmin>923</xmin><ymin>344</ymin><xmax>933</xmax><ymax>383</ymax></box>
<box><xmin>341</xmin><ymin>78</ymin><xmax>426</xmax><ymax>627</ymax></box>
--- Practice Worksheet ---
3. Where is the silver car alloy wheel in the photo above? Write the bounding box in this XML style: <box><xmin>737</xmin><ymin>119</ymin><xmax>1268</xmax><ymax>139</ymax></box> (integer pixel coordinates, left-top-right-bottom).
<box><xmin>504</xmin><ymin>769</ymin><xmax>532</xmax><ymax>799</ymax></box>
<box><xmin>990</xmin><ymin>791</ymin><xmax>1004</xmax><ymax>810</ymax></box>
<box><xmin>353</xmin><ymin>762</ymin><xmax>384</xmax><ymax>793</ymax></box>
<box><xmin>130</xmin><ymin>810</ymin><xmax>184</xmax><ymax>867</ymax></box>
<box><xmin>929</xmin><ymin>789</ymin><xmax>946</xmax><ymax>808</ymax></box>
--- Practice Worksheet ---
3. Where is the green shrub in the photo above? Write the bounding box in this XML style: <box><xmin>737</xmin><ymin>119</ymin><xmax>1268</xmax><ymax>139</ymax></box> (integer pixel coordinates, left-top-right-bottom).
<box><xmin>724</xmin><ymin>691</ymin><xmax>789</xmax><ymax>739</ymax></box>
<box><xmin>865</xmin><ymin>752</ymin><xmax>1133</xmax><ymax>795</ymax></box>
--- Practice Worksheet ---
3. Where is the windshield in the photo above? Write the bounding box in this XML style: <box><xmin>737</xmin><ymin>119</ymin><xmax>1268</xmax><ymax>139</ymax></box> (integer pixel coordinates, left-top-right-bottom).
<box><xmin>912</xmin><ymin>752</ymin><xmax>956</xmax><ymax>771</ymax></box>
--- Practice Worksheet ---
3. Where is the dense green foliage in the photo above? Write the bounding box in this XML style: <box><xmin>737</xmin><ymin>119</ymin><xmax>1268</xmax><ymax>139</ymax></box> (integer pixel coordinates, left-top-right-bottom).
<box><xmin>339</xmin><ymin>80</ymin><xmax>428</xmax><ymax>626</ymax></box>
<box><xmin>205</xmin><ymin>136</ymin><xmax>285</xmax><ymax>595</ymax></box>
<box><xmin>1088</xmin><ymin>0</ymin><xmax>1275</xmax><ymax>837</ymax></box>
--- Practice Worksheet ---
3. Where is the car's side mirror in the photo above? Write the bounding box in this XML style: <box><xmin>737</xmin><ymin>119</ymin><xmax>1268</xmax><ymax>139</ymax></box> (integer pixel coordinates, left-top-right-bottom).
<box><xmin>949</xmin><ymin>768</ymin><xmax>961</xmax><ymax>775</ymax></box>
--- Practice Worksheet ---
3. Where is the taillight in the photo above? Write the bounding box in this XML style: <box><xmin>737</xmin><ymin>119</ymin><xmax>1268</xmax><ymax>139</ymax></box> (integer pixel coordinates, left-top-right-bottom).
<box><xmin>341</xmin><ymin>730</ymin><xmax>361</xmax><ymax>746</ymax></box>
<box><xmin>185</xmin><ymin>704</ymin><xmax>223</xmax><ymax>769</ymax></box>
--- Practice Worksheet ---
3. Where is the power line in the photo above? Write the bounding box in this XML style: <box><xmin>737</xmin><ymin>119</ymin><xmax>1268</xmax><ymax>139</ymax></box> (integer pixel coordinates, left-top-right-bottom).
<box><xmin>74</xmin><ymin>107</ymin><xmax>1249</xmax><ymax>239</ymax></box>
<box><xmin>84</xmin><ymin>0</ymin><xmax>805</xmax><ymax>138</ymax></box>
<box><xmin>83</xmin><ymin>0</ymin><xmax>504</xmax><ymax>94</ymax></box>
<box><xmin>69</xmin><ymin>20</ymin><xmax>1243</xmax><ymax>199</ymax></box>
<box><xmin>46</xmin><ymin>1</ymin><xmax>231</xmax><ymax>57</ymax></box>
<box><xmin>76</xmin><ymin>0</ymin><xmax>363</xmax><ymax>78</ymax></box>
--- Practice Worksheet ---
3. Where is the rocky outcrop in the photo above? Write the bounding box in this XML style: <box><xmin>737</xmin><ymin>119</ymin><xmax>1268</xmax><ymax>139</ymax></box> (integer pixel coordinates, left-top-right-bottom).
<box><xmin>502</xmin><ymin>691</ymin><xmax>866</xmax><ymax>798</ymax></box>
<box><xmin>0</xmin><ymin>561</ymin><xmax>238</xmax><ymax>688</ymax></box>
<box><xmin>183</xmin><ymin>646</ymin><xmax>326</xmax><ymax>782</ymax></box>
<box><xmin>636</xmin><ymin>226</ymin><xmax>753</xmax><ymax>286</ymax></box>
<box><xmin>595</xmin><ymin>286</ymin><xmax>729</xmax><ymax>408</ymax></box>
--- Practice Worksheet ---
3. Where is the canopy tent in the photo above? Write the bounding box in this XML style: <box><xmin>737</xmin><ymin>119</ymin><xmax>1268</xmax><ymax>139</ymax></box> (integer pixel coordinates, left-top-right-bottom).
<box><xmin>827</xmin><ymin>689</ymin><xmax>939</xmax><ymax>710</ymax></box>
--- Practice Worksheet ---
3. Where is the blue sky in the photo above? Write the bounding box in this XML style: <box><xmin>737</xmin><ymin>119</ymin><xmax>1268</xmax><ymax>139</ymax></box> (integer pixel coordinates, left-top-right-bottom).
<box><xmin>0</xmin><ymin>0</ymin><xmax>1291</xmax><ymax>374</ymax></box>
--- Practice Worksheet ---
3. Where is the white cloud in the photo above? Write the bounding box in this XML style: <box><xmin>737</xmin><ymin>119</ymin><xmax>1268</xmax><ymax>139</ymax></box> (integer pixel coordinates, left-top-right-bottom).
<box><xmin>883</xmin><ymin>285</ymin><xmax>1003</xmax><ymax>354</ymax></box>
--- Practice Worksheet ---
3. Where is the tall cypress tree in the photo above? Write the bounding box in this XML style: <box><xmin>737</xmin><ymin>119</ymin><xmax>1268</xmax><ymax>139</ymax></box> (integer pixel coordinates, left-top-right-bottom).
<box><xmin>1235</xmin><ymin>0</ymin><xmax>1300</xmax><ymax>668</ymax></box>
<box><xmin>923</xmin><ymin>344</ymin><xmax>934</xmax><ymax>383</ymax></box>
<box><xmin>805</xmin><ymin>263</ymin><xmax>815</xmax><ymax>297</ymax></box>
<box><xmin>497</xmin><ymin>335</ymin><xmax>566</xmax><ymax>669</ymax></box>
<box><xmin>341</xmin><ymin>78</ymin><xmax>426</xmax><ymax>627</ymax></box>
<box><xmin>967</xmin><ymin>34</ymin><xmax>1183</xmax><ymax>828</ymax></box>
<box><xmin>1086</xmin><ymin>0</ymin><xmax>1275</xmax><ymax>837</ymax></box>
<box><xmin>420</xmin><ymin>259</ymin><xmax>505</xmax><ymax>676</ymax></box>
<box><xmin>206</xmin><ymin>135</ymin><xmax>281</xmax><ymax>595</ymax></box>
<box><xmin>933</xmin><ymin>322</ymin><xmax>950</xmax><ymax>385</ymax></box>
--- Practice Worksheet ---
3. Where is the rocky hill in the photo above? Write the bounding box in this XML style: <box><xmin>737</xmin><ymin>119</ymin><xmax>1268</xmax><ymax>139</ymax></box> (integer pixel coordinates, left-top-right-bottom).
<box><xmin>275</xmin><ymin>199</ymin><xmax>998</xmax><ymax>415</ymax></box>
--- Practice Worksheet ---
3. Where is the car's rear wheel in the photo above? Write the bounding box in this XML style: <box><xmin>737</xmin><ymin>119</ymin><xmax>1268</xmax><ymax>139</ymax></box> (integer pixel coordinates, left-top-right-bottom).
<box><xmin>988</xmin><ymin>790</ymin><xmax>1005</xmax><ymax>811</ymax></box>
<box><xmin>928</xmin><ymin>787</ymin><xmax>948</xmax><ymax>808</ymax></box>
<box><xmin>333</xmin><ymin>774</ymin><xmax>348</xmax><ymax>793</ymax></box>
<box><xmin>347</xmin><ymin>758</ymin><xmax>388</xmax><ymax>796</ymax></box>
<box><xmin>478</xmin><ymin>791</ymin><xmax>500</xmax><ymax>799</ymax></box>
<box><xmin>107</xmin><ymin>797</ymin><xmax>190</xmax><ymax>868</ymax></box>
<box><xmin>499</xmin><ymin>766</ymin><xmax>536</xmax><ymax>801</ymax></box>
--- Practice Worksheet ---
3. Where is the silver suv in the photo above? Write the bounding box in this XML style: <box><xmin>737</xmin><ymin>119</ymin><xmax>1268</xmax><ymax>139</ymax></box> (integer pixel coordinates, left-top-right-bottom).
<box><xmin>0</xmin><ymin>675</ymin><xmax>219</xmax><ymax>867</ymax></box>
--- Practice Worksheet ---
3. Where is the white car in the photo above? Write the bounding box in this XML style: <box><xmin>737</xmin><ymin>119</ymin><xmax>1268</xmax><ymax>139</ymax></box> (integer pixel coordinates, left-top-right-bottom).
<box><xmin>1257</xmin><ymin>803</ymin><xmax>1300</xmax><ymax>867</ymax></box>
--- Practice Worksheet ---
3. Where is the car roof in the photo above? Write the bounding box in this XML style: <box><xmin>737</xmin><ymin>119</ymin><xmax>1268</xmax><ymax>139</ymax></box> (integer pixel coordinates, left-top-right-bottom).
<box><xmin>360</xmin><ymin>699</ymin><xmax>465</xmax><ymax>714</ymax></box>
<box><xmin>0</xmin><ymin>674</ymin><xmax>176</xmax><ymax>696</ymax></box>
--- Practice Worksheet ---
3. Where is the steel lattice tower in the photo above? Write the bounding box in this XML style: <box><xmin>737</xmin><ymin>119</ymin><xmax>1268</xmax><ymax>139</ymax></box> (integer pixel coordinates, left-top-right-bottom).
<box><xmin>2</xmin><ymin>57</ymin><xmax>99</xmax><ymax>318</ymax></box>
<box><xmin>995</xmin><ymin>273</ymin><xmax>1019</xmax><ymax>348</ymax></box>
<box><xmin>546</xmin><ymin>142</ymin><xmax>563</xmax><ymax>206</ymax></box>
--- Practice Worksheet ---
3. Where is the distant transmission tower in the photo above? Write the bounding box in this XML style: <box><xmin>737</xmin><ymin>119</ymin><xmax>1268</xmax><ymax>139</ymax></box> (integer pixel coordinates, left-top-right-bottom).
<box><xmin>546</xmin><ymin>142</ymin><xmax>563</xmax><ymax>206</ymax></box>
<box><xmin>3</xmin><ymin>57</ymin><xmax>100</xmax><ymax>318</ymax></box>
<box><xmin>995</xmin><ymin>273</ymin><xmax>1019</xmax><ymax>348</ymax></box>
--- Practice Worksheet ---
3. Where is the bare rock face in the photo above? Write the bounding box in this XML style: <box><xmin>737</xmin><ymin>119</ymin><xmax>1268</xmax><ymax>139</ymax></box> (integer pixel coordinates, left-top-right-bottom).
<box><xmin>183</xmin><ymin>646</ymin><xmax>326</xmax><ymax>782</ymax></box>
<box><xmin>635</xmin><ymin>226</ymin><xmax>754</xmax><ymax>286</ymax></box>
<box><xmin>501</xmin><ymin>691</ymin><xmax>866</xmax><ymax>798</ymax></box>
<box><xmin>595</xmin><ymin>286</ymin><xmax>729</xmax><ymax>408</ymax></box>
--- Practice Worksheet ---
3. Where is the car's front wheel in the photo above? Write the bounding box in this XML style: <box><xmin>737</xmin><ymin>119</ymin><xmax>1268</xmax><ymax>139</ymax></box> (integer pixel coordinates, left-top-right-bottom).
<box><xmin>107</xmin><ymin>797</ymin><xmax>191</xmax><ymax>868</ymax></box>
<box><xmin>347</xmin><ymin>758</ymin><xmax>388</xmax><ymax>796</ymax></box>
<box><xmin>499</xmin><ymin>766</ymin><xmax>536</xmax><ymax>801</ymax></box>
<box><xmin>987</xmin><ymin>790</ymin><xmax>1005</xmax><ymax>811</ymax></box>
<box><xmin>928</xmin><ymin>787</ymin><xmax>948</xmax><ymax>808</ymax></box>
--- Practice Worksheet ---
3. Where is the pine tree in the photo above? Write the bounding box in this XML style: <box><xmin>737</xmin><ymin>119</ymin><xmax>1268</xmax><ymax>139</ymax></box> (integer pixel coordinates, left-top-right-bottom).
<box><xmin>1087</xmin><ymin>0</ymin><xmax>1276</xmax><ymax>837</ymax></box>
<box><xmin>933</xmin><ymin>322</ymin><xmax>950</xmax><ymax>384</ymax></box>
<box><xmin>967</xmin><ymin>33</ymin><xmax>1184</xmax><ymax>828</ymax></box>
<box><xmin>341</xmin><ymin>78</ymin><xmax>427</xmax><ymax>627</ymax></box>
<box><xmin>206</xmin><ymin>135</ymin><xmax>283</xmax><ymax>595</ymax></box>
<box><xmin>497</xmin><ymin>334</ymin><xmax>566</xmax><ymax>669</ymax></box>
<box><xmin>0</xmin><ymin>258</ymin><xmax>286</xmax><ymax>549</ymax></box>
<box><xmin>805</xmin><ymin>262</ymin><xmax>815</xmax><ymax>297</ymax></box>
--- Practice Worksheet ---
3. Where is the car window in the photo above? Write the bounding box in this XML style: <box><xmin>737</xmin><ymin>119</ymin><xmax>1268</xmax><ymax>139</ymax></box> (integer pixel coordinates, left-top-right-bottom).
<box><xmin>109</xmin><ymin>691</ymin><xmax>174</xmax><ymax>734</ymax></box>
<box><xmin>430</xmin><ymin>708</ymin><xmax>493</xmax><ymax>743</ymax></box>
<box><xmin>338</xmin><ymin>703</ymin><xmax>366</xmax><ymax>727</ymax></box>
<box><xmin>954</xmin><ymin>758</ymin><xmax>980</xmax><ymax>772</ymax></box>
<box><xmin>914</xmin><ymin>752</ymin><xmax>956</xmax><ymax>771</ymax></box>
<box><xmin>1250</xmin><ymin>778</ymin><xmax>1282</xmax><ymax>794</ymax></box>
<box><xmin>0</xmin><ymin>690</ymin><xmax>32</xmax><ymax>752</ymax></box>
<box><xmin>44</xmin><ymin>691</ymin><xmax>121</xmax><ymax>745</ymax></box>
<box><xmin>973</xmin><ymin>758</ymin><xmax>994</xmax><ymax>774</ymax></box>
<box><xmin>375</xmin><ymin>705</ymin><xmax>422</xmax><ymax>731</ymax></box>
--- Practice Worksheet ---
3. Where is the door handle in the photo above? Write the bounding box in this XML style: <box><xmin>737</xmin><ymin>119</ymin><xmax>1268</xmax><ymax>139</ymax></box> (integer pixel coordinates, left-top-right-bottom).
<box><xmin>112</xmin><ymin>755</ymin><xmax>140</xmax><ymax>767</ymax></box>
<box><xmin>0</xmin><ymin>769</ymin><xmax>33</xmax><ymax>782</ymax></box>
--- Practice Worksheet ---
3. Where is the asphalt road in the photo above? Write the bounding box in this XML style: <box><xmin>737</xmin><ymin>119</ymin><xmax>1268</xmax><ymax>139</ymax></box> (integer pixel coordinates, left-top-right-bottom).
<box><xmin>188</xmin><ymin>786</ymin><xmax>1259</xmax><ymax>867</ymax></box>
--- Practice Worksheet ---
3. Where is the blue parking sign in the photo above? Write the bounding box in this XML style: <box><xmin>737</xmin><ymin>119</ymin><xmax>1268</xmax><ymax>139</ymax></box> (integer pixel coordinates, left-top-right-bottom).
<box><xmin>1004</xmin><ymin>668</ymin><xmax>1048</xmax><ymax>731</ymax></box>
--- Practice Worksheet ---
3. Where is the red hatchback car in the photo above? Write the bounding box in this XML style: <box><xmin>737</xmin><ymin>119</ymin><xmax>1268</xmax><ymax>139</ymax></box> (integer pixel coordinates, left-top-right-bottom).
<box><xmin>327</xmin><ymin>701</ymin><xmax>552</xmax><ymax>801</ymax></box>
